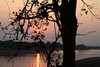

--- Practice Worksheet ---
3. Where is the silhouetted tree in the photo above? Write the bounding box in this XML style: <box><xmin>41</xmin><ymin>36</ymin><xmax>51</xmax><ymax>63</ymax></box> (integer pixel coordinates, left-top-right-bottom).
<box><xmin>59</xmin><ymin>0</ymin><xmax>77</xmax><ymax>67</ymax></box>
<box><xmin>36</xmin><ymin>0</ymin><xmax>77</xmax><ymax>66</ymax></box>
<box><xmin>0</xmin><ymin>0</ymin><xmax>77</xmax><ymax>67</ymax></box>
<box><xmin>0</xmin><ymin>0</ymin><xmax>99</xmax><ymax>67</ymax></box>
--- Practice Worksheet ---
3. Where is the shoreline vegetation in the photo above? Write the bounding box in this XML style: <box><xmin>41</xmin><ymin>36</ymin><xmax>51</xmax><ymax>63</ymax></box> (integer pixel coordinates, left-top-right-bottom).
<box><xmin>0</xmin><ymin>40</ymin><xmax>63</xmax><ymax>56</ymax></box>
<box><xmin>0</xmin><ymin>40</ymin><xmax>100</xmax><ymax>55</ymax></box>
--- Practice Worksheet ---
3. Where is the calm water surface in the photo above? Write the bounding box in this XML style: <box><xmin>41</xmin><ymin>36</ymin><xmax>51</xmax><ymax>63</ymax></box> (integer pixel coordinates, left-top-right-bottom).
<box><xmin>76</xmin><ymin>50</ymin><xmax>100</xmax><ymax>60</ymax></box>
<box><xmin>0</xmin><ymin>50</ymin><xmax>100</xmax><ymax>67</ymax></box>
<box><xmin>0</xmin><ymin>54</ymin><xmax>46</xmax><ymax>67</ymax></box>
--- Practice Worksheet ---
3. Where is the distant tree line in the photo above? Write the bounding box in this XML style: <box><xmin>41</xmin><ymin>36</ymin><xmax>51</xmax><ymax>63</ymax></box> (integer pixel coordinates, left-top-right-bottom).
<box><xmin>0</xmin><ymin>40</ymin><xmax>63</xmax><ymax>51</ymax></box>
<box><xmin>1</xmin><ymin>40</ymin><xmax>100</xmax><ymax>52</ymax></box>
<box><xmin>76</xmin><ymin>44</ymin><xmax>100</xmax><ymax>50</ymax></box>
<box><xmin>1</xmin><ymin>40</ymin><xmax>100</xmax><ymax>51</ymax></box>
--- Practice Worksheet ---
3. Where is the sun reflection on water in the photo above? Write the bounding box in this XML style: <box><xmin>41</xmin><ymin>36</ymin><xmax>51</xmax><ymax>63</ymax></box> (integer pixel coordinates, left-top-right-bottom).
<box><xmin>36</xmin><ymin>53</ymin><xmax>40</xmax><ymax>67</ymax></box>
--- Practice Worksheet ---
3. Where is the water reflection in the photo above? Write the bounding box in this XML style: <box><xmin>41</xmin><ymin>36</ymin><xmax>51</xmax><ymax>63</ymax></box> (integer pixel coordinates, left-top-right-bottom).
<box><xmin>0</xmin><ymin>54</ymin><xmax>46</xmax><ymax>67</ymax></box>
<box><xmin>36</xmin><ymin>53</ymin><xmax>40</xmax><ymax>67</ymax></box>
<box><xmin>76</xmin><ymin>50</ymin><xmax>100</xmax><ymax>60</ymax></box>
<box><xmin>0</xmin><ymin>51</ymin><xmax>63</xmax><ymax>67</ymax></box>
<box><xmin>1</xmin><ymin>50</ymin><xmax>100</xmax><ymax>67</ymax></box>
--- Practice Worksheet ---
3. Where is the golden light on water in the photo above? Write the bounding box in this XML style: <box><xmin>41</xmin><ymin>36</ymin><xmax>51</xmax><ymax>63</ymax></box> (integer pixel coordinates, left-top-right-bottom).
<box><xmin>36</xmin><ymin>53</ymin><xmax>40</xmax><ymax>67</ymax></box>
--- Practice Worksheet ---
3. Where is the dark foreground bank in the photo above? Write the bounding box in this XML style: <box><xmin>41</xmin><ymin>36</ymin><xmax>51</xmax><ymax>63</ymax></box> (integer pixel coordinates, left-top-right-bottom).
<box><xmin>51</xmin><ymin>57</ymin><xmax>100</xmax><ymax>67</ymax></box>
<box><xmin>76</xmin><ymin>57</ymin><xmax>100</xmax><ymax>67</ymax></box>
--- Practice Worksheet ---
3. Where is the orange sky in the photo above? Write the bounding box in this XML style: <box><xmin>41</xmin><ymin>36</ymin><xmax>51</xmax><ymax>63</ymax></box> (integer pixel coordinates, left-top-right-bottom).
<box><xmin>0</xmin><ymin>0</ymin><xmax>100</xmax><ymax>46</ymax></box>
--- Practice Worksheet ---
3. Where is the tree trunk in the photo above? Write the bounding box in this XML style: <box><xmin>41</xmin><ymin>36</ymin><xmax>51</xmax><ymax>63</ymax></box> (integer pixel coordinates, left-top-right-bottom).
<box><xmin>47</xmin><ymin>54</ymin><xmax>51</xmax><ymax>67</ymax></box>
<box><xmin>60</xmin><ymin>0</ymin><xmax>77</xmax><ymax>67</ymax></box>
<box><xmin>61</xmin><ymin>18</ymin><xmax>77</xmax><ymax>67</ymax></box>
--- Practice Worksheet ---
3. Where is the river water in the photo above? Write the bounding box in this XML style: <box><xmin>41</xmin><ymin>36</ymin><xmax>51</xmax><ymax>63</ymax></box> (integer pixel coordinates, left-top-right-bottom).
<box><xmin>76</xmin><ymin>50</ymin><xmax>100</xmax><ymax>60</ymax></box>
<box><xmin>0</xmin><ymin>50</ymin><xmax>100</xmax><ymax>67</ymax></box>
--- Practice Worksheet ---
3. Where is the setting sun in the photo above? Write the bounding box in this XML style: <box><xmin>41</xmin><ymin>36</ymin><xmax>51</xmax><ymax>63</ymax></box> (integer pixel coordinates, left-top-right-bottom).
<box><xmin>37</xmin><ymin>29</ymin><xmax>40</xmax><ymax>32</ymax></box>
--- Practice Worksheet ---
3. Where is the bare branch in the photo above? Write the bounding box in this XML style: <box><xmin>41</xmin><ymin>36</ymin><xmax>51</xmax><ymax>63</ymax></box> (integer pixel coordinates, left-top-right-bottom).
<box><xmin>81</xmin><ymin>0</ymin><xmax>100</xmax><ymax>20</ymax></box>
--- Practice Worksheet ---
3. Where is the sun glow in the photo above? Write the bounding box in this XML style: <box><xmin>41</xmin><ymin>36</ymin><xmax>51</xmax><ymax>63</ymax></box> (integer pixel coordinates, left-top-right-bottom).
<box><xmin>36</xmin><ymin>53</ymin><xmax>40</xmax><ymax>67</ymax></box>
<box><xmin>37</xmin><ymin>29</ymin><xmax>40</xmax><ymax>32</ymax></box>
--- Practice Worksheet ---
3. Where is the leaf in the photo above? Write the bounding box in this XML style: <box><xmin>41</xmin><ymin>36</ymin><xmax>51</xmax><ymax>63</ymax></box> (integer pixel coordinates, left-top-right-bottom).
<box><xmin>81</xmin><ymin>8</ymin><xmax>86</xmax><ymax>11</ymax></box>
<box><xmin>34</xmin><ymin>30</ymin><xmax>37</xmax><ymax>33</ymax></box>
<box><xmin>19</xmin><ymin>9</ymin><xmax>21</xmax><ymax>12</ymax></box>
<box><xmin>44</xmin><ymin>22</ymin><xmax>49</xmax><ymax>26</ymax></box>
<box><xmin>12</xmin><ymin>11</ymin><xmax>15</xmax><ymax>14</ymax></box>
<box><xmin>11</xmin><ymin>22</ymin><xmax>14</xmax><ymax>25</ymax></box>
<box><xmin>12</xmin><ymin>0</ymin><xmax>14</xmax><ymax>3</ymax></box>
<box><xmin>43</xmin><ymin>28</ymin><xmax>47</xmax><ymax>31</ymax></box>
<box><xmin>85</xmin><ymin>11</ymin><xmax>88</xmax><ymax>14</ymax></box>
<box><xmin>15</xmin><ymin>12</ymin><xmax>18</xmax><ymax>16</ymax></box>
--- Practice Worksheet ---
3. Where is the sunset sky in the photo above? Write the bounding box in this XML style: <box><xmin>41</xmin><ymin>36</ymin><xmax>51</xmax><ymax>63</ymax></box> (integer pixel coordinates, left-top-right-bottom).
<box><xmin>0</xmin><ymin>0</ymin><xmax>100</xmax><ymax>46</ymax></box>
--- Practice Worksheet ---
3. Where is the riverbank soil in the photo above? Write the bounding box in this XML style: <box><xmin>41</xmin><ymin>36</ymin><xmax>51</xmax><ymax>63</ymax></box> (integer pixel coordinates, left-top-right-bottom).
<box><xmin>76</xmin><ymin>57</ymin><xmax>100</xmax><ymax>67</ymax></box>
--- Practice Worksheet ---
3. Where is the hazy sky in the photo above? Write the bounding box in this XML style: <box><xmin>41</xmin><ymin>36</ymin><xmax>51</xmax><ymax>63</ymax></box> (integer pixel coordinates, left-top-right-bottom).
<box><xmin>76</xmin><ymin>0</ymin><xmax>100</xmax><ymax>46</ymax></box>
<box><xmin>0</xmin><ymin>0</ymin><xmax>100</xmax><ymax>46</ymax></box>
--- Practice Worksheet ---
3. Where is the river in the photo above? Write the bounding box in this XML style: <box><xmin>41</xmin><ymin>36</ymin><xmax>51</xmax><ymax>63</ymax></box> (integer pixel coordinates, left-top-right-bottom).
<box><xmin>76</xmin><ymin>50</ymin><xmax>100</xmax><ymax>60</ymax></box>
<box><xmin>0</xmin><ymin>50</ymin><xmax>100</xmax><ymax>67</ymax></box>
